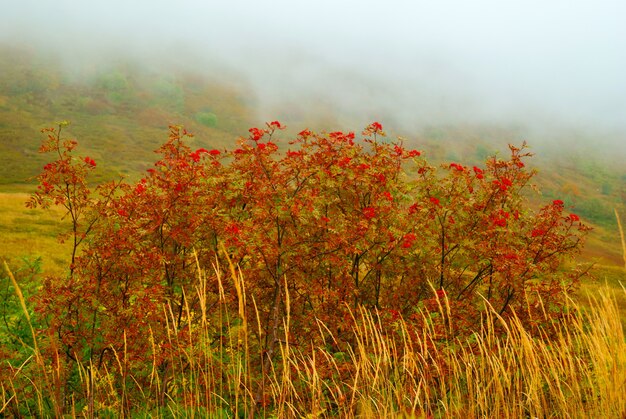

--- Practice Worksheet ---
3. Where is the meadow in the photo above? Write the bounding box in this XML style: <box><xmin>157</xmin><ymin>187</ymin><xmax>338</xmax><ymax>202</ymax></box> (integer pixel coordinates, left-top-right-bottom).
<box><xmin>1</xmin><ymin>47</ymin><xmax>625</xmax><ymax>418</ymax></box>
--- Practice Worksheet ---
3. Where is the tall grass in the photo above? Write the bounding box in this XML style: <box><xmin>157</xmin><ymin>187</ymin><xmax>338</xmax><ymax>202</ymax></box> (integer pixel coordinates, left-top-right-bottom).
<box><xmin>2</xmin><ymin>259</ymin><xmax>625</xmax><ymax>418</ymax></box>
<box><xmin>616</xmin><ymin>208</ymin><xmax>626</xmax><ymax>270</ymax></box>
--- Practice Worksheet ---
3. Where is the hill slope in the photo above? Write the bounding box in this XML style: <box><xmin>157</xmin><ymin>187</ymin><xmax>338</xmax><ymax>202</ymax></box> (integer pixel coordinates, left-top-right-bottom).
<box><xmin>0</xmin><ymin>46</ymin><xmax>256</xmax><ymax>185</ymax></box>
<box><xmin>0</xmin><ymin>46</ymin><xmax>624</xmax><ymax>268</ymax></box>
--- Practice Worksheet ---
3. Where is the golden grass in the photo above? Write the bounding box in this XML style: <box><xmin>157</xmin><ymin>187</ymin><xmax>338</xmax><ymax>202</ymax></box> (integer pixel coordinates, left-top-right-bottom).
<box><xmin>616</xmin><ymin>208</ymin><xmax>626</xmax><ymax>271</ymax></box>
<box><xmin>0</xmin><ymin>192</ymin><xmax>71</xmax><ymax>276</ymax></box>
<box><xmin>1</xmin><ymin>258</ymin><xmax>625</xmax><ymax>418</ymax></box>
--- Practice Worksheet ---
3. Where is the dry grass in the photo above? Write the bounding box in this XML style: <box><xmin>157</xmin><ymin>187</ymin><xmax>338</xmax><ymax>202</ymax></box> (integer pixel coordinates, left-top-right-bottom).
<box><xmin>0</xmin><ymin>192</ymin><xmax>71</xmax><ymax>276</ymax></box>
<box><xmin>616</xmin><ymin>208</ymin><xmax>626</xmax><ymax>270</ymax></box>
<box><xmin>1</xmin><ymin>258</ymin><xmax>625</xmax><ymax>418</ymax></box>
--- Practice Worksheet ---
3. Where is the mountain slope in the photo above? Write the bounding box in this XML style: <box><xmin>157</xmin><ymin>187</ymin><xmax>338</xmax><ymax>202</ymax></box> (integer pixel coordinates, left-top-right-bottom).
<box><xmin>0</xmin><ymin>46</ymin><xmax>624</xmax><ymax>268</ymax></box>
<box><xmin>0</xmin><ymin>46</ymin><xmax>256</xmax><ymax>185</ymax></box>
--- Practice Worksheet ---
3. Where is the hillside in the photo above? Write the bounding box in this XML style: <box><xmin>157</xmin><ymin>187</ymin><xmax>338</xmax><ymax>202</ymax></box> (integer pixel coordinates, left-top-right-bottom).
<box><xmin>0</xmin><ymin>46</ymin><xmax>256</xmax><ymax>186</ymax></box>
<box><xmin>0</xmin><ymin>46</ymin><xmax>624</xmax><ymax>269</ymax></box>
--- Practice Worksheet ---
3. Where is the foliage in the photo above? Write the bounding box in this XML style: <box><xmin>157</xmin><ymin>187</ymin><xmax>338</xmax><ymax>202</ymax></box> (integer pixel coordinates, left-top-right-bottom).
<box><xmin>568</xmin><ymin>197</ymin><xmax>615</xmax><ymax>227</ymax></box>
<box><xmin>195</xmin><ymin>111</ymin><xmax>218</xmax><ymax>127</ymax></box>
<box><xmin>0</xmin><ymin>257</ymin><xmax>42</xmax><ymax>363</ymax></box>
<box><xmin>5</xmin><ymin>121</ymin><xmax>594</xmax><ymax>415</ymax></box>
<box><xmin>1</xmin><ymin>261</ymin><xmax>624</xmax><ymax>418</ymax></box>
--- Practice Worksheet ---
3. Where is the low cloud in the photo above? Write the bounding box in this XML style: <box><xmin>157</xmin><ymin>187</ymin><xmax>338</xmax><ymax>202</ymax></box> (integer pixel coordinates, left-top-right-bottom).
<box><xmin>2</xmin><ymin>0</ymin><xmax>625</xmax><ymax>153</ymax></box>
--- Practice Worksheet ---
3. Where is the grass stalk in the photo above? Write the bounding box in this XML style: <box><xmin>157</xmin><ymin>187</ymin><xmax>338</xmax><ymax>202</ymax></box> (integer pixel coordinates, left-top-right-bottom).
<box><xmin>1</xmin><ymin>260</ymin><xmax>624</xmax><ymax>417</ymax></box>
<box><xmin>615</xmin><ymin>208</ymin><xmax>626</xmax><ymax>270</ymax></box>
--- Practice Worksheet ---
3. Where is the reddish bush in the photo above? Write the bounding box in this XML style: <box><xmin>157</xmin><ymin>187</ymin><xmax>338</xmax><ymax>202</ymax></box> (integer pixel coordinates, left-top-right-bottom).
<box><xmin>28</xmin><ymin>121</ymin><xmax>590</xmax><ymax>410</ymax></box>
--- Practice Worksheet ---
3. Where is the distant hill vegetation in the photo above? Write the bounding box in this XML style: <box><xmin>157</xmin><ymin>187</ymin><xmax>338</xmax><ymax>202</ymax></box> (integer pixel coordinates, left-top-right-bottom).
<box><xmin>0</xmin><ymin>45</ymin><xmax>624</xmax><ymax>264</ymax></box>
<box><xmin>0</xmin><ymin>46</ymin><xmax>255</xmax><ymax>185</ymax></box>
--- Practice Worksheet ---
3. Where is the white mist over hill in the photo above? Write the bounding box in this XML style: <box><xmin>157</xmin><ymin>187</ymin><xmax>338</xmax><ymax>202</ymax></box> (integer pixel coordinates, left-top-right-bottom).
<box><xmin>2</xmin><ymin>0</ymin><xmax>625</xmax><ymax>155</ymax></box>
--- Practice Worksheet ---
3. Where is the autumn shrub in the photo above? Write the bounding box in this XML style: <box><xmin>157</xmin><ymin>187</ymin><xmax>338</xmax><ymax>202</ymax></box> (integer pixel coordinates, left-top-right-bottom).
<box><xmin>20</xmin><ymin>120</ymin><xmax>591</xmax><ymax>414</ymax></box>
<box><xmin>5</xmin><ymin>260</ymin><xmax>624</xmax><ymax>418</ymax></box>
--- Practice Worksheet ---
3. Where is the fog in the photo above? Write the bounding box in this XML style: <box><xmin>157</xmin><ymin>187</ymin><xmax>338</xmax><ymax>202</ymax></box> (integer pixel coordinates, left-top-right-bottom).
<box><xmin>2</xmin><ymin>0</ymin><xmax>626</xmax><ymax>153</ymax></box>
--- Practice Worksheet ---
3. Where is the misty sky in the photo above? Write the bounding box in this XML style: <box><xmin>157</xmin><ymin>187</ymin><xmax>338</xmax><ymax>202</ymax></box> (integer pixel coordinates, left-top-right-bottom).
<box><xmin>2</xmin><ymin>0</ymin><xmax>626</xmax><ymax>135</ymax></box>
